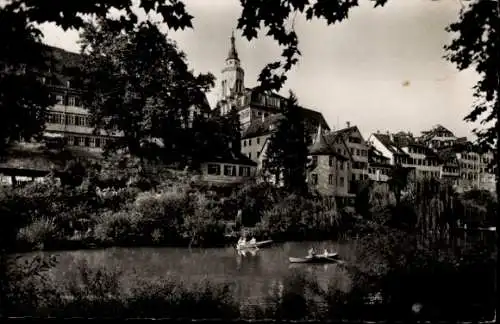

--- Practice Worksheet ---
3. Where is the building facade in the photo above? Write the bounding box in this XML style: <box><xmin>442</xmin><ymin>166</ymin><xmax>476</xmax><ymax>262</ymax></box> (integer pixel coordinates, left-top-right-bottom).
<box><xmin>307</xmin><ymin>126</ymin><xmax>350</xmax><ymax>197</ymax></box>
<box><xmin>325</xmin><ymin>123</ymin><xmax>370</xmax><ymax>189</ymax></box>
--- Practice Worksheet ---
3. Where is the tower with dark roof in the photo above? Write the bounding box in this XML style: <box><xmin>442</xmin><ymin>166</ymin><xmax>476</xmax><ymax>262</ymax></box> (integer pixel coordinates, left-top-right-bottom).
<box><xmin>220</xmin><ymin>31</ymin><xmax>245</xmax><ymax>104</ymax></box>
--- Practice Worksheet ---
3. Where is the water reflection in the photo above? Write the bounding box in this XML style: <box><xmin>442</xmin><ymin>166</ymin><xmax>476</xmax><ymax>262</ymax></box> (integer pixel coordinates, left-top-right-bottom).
<box><xmin>27</xmin><ymin>240</ymin><xmax>356</xmax><ymax>302</ymax></box>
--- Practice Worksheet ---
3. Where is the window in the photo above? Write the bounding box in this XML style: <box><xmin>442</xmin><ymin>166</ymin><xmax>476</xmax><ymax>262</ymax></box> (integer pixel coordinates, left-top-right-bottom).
<box><xmin>207</xmin><ymin>164</ymin><xmax>221</xmax><ymax>175</ymax></box>
<box><xmin>48</xmin><ymin>113</ymin><xmax>63</xmax><ymax>124</ymax></box>
<box><xmin>243</xmin><ymin>140</ymin><xmax>246</xmax><ymax>147</ymax></box>
<box><xmin>95</xmin><ymin>138</ymin><xmax>101</xmax><ymax>148</ymax></box>
<box><xmin>248</xmin><ymin>152</ymin><xmax>251</xmax><ymax>159</ymax></box>
<box><xmin>84</xmin><ymin>137</ymin><xmax>90</xmax><ymax>147</ymax></box>
<box><xmin>68</xmin><ymin>96</ymin><xmax>76</xmax><ymax>106</ymax></box>
<box><xmin>55</xmin><ymin>95</ymin><xmax>64</xmax><ymax>105</ymax></box>
<box><xmin>249</xmin><ymin>139</ymin><xmax>252</xmax><ymax>146</ymax></box>
<box><xmin>311</xmin><ymin>174</ymin><xmax>318</xmax><ymax>185</ymax></box>
<box><xmin>328</xmin><ymin>174</ymin><xmax>334</xmax><ymax>184</ymax></box>
<box><xmin>356</xmin><ymin>149</ymin><xmax>360</xmax><ymax>156</ymax></box>
<box><xmin>224</xmin><ymin>165</ymin><xmax>237</xmax><ymax>176</ymax></box>
<box><xmin>339</xmin><ymin>177</ymin><xmax>345</xmax><ymax>187</ymax></box>
<box><xmin>257</xmin><ymin>137</ymin><xmax>260</xmax><ymax>145</ymax></box>
<box><xmin>239</xmin><ymin>166</ymin><xmax>250</xmax><ymax>177</ymax></box>
<box><xmin>329</xmin><ymin>156</ymin><xmax>334</xmax><ymax>167</ymax></box>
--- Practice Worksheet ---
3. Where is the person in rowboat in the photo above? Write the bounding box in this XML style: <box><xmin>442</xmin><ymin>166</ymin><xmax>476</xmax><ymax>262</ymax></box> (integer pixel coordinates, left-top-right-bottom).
<box><xmin>323</xmin><ymin>249</ymin><xmax>329</xmax><ymax>257</ymax></box>
<box><xmin>238</xmin><ymin>237</ymin><xmax>247</xmax><ymax>247</ymax></box>
<box><xmin>307</xmin><ymin>248</ymin><xmax>316</xmax><ymax>258</ymax></box>
<box><xmin>249</xmin><ymin>237</ymin><xmax>256</xmax><ymax>245</ymax></box>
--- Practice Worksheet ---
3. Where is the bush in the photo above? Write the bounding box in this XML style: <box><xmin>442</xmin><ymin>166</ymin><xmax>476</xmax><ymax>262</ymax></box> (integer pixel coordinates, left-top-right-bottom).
<box><xmin>134</xmin><ymin>187</ymin><xmax>190</xmax><ymax>242</ymax></box>
<box><xmin>326</xmin><ymin>226</ymin><xmax>498</xmax><ymax>321</ymax></box>
<box><xmin>263</xmin><ymin>270</ymin><xmax>325</xmax><ymax>320</ymax></box>
<box><xmin>17</xmin><ymin>217</ymin><xmax>59</xmax><ymax>250</ymax></box>
<box><xmin>93</xmin><ymin>210</ymin><xmax>143</xmax><ymax>245</ymax></box>
<box><xmin>260</xmin><ymin>194</ymin><xmax>344</xmax><ymax>240</ymax></box>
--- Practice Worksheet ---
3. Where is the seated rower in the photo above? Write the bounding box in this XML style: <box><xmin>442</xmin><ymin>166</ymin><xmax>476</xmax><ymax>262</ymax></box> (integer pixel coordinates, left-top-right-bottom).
<box><xmin>323</xmin><ymin>249</ymin><xmax>329</xmax><ymax>257</ymax></box>
<box><xmin>308</xmin><ymin>248</ymin><xmax>316</xmax><ymax>258</ymax></box>
<box><xmin>237</xmin><ymin>237</ymin><xmax>245</xmax><ymax>246</ymax></box>
<box><xmin>249</xmin><ymin>237</ymin><xmax>256</xmax><ymax>245</ymax></box>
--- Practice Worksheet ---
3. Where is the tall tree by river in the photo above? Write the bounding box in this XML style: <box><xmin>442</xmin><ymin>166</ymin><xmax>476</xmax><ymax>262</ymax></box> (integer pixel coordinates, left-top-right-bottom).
<box><xmin>265</xmin><ymin>91</ymin><xmax>309</xmax><ymax>194</ymax></box>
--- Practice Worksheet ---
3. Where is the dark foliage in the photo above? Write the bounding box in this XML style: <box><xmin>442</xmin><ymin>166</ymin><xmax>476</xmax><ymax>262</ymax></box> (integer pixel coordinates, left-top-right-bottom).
<box><xmin>264</xmin><ymin>91</ymin><xmax>309</xmax><ymax>194</ymax></box>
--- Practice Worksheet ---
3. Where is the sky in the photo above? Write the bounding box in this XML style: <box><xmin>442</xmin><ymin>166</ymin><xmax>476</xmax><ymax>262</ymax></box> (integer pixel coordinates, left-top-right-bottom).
<box><xmin>38</xmin><ymin>0</ymin><xmax>481</xmax><ymax>140</ymax></box>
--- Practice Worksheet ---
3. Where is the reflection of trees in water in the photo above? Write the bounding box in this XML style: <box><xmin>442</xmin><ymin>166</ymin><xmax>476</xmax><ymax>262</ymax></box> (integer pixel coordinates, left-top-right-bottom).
<box><xmin>40</xmin><ymin>240</ymin><xmax>356</xmax><ymax>303</ymax></box>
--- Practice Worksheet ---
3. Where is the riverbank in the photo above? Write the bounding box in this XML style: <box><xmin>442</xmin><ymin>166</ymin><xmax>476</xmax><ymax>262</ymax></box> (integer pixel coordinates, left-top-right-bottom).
<box><xmin>2</xmin><ymin>173</ymin><xmax>496</xmax><ymax>254</ymax></box>
<box><xmin>4</xmin><ymin>177</ymin><xmax>361</xmax><ymax>253</ymax></box>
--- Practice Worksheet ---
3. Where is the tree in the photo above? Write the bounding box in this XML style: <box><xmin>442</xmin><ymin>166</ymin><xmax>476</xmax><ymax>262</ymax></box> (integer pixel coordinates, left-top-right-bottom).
<box><xmin>444</xmin><ymin>0</ymin><xmax>499</xmax><ymax>197</ymax></box>
<box><xmin>265</xmin><ymin>91</ymin><xmax>309</xmax><ymax>193</ymax></box>
<box><xmin>0</xmin><ymin>10</ymin><xmax>54</xmax><ymax>153</ymax></box>
<box><xmin>79</xmin><ymin>19</ymin><xmax>214</xmax><ymax>165</ymax></box>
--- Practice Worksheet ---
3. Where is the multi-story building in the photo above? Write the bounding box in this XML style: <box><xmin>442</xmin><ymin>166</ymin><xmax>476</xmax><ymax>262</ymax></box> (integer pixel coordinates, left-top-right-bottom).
<box><xmin>324</xmin><ymin>123</ymin><xmax>370</xmax><ymax>191</ymax></box>
<box><xmin>419</xmin><ymin>124</ymin><xmax>457</xmax><ymax>149</ymax></box>
<box><xmin>367</xmin><ymin>146</ymin><xmax>392</xmax><ymax>182</ymax></box>
<box><xmin>307</xmin><ymin>126</ymin><xmax>351</xmax><ymax>198</ymax></box>
<box><xmin>368</xmin><ymin>131</ymin><xmax>440</xmax><ymax>180</ymax></box>
<box><xmin>419</xmin><ymin>125</ymin><xmax>496</xmax><ymax>192</ymax></box>
<box><xmin>368</xmin><ymin>132</ymin><xmax>412</xmax><ymax>166</ymax></box>
<box><xmin>435</xmin><ymin>149</ymin><xmax>460</xmax><ymax>186</ymax></box>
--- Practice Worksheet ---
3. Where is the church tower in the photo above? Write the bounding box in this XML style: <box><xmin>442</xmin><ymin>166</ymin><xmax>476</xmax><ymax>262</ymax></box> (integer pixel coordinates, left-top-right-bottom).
<box><xmin>220</xmin><ymin>31</ymin><xmax>245</xmax><ymax>103</ymax></box>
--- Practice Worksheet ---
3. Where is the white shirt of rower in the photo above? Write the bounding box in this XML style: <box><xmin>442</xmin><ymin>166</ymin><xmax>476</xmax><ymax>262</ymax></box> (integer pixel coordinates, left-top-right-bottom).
<box><xmin>249</xmin><ymin>238</ymin><xmax>256</xmax><ymax>244</ymax></box>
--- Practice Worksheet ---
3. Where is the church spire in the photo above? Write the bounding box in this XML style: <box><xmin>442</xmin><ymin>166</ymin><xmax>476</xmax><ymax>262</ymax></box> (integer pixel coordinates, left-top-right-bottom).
<box><xmin>227</xmin><ymin>30</ymin><xmax>239</xmax><ymax>61</ymax></box>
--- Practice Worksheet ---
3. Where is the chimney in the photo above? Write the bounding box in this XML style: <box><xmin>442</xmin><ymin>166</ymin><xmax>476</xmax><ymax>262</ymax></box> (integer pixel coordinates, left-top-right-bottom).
<box><xmin>346</xmin><ymin>121</ymin><xmax>351</xmax><ymax>128</ymax></box>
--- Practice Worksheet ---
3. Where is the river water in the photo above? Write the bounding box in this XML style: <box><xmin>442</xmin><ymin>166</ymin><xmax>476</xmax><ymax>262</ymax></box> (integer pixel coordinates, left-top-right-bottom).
<box><xmin>31</xmin><ymin>240</ymin><xmax>359</xmax><ymax>305</ymax></box>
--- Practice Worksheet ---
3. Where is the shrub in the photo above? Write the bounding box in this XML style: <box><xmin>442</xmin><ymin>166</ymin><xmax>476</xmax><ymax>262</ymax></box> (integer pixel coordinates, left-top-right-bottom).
<box><xmin>134</xmin><ymin>188</ymin><xmax>190</xmax><ymax>242</ymax></box>
<box><xmin>17</xmin><ymin>218</ymin><xmax>59</xmax><ymax>250</ymax></box>
<box><xmin>3</xmin><ymin>254</ymin><xmax>61</xmax><ymax>317</ymax></box>
<box><xmin>182</xmin><ymin>192</ymin><xmax>227</xmax><ymax>246</ymax></box>
<box><xmin>263</xmin><ymin>270</ymin><xmax>325</xmax><ymax>320</ymax></box>
<box><xmin>93</xmin><ymin>210</ymin><xmax>143</xmax><ymax>245</ymax></box>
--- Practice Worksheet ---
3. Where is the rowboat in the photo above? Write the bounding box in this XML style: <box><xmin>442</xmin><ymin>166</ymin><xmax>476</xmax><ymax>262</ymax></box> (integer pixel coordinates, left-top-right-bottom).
<box><xmin>236</xmin><ymin>240</ymin><xmax>273</xmax><ymax>250</ymax></box>
<box><xmin>288</xmin><ymin>252</ymin><xmax>343</xmax><ymax>264</ymax></box>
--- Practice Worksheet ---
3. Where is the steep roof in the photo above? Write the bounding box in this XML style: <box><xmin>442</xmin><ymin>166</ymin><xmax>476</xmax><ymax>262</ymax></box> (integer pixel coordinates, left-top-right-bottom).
<box><xmin>309</xmin><ymin>126</ymin><xmax>334</xmax><ymax>155</ymax></box>
<box><xmin>241</xmin><ymin>114</ymin><xmax>284</xmax><ymax>139</ymax></box>
<box><xmin>204</xmin><ymin>149</ymin><xmax>257</xmax><ymax>166</ymax></box>
<box><xmin>330</xmin><ymin>126</ymin><xmax>358</xmax><ymax>137</ymax></box>
<box><xmin>308</xmin><ymin>126</ymin><xmax>348</xmax><ymax>160</ymax></box>
<box><xmin>226</xmin><ymin>32</ymin><xmax>239</xmax><ymax>61</ymax></box>
<box><xmin>369</xmin><ymin>146</ymin><xmax>390</xmax><ymax>161</ymax></box>
<box><xmin>372</xmin><ymin>133</ymin><xmax>409</xmax><ymax>156</ymax></box>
